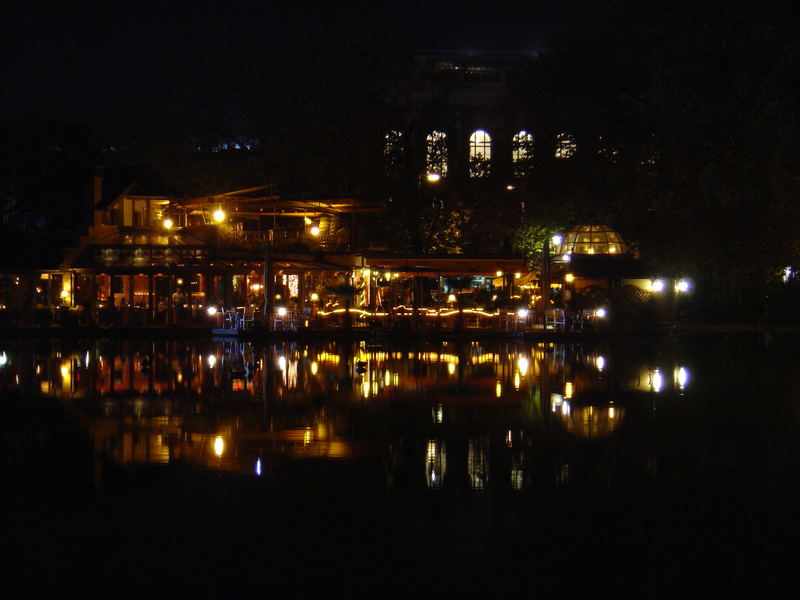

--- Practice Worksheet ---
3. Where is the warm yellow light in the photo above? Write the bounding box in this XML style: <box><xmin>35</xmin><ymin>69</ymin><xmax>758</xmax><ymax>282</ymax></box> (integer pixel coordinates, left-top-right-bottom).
<box><xmin>163</xmin><ymin>218</ymin><xmax>174</xmax><ymax>230</ymax></box>
<box><xmin>506</xmin><ymin>184</ymin><xmax>515</xmax><ymax>191</ymax></box>
<box><xmin>448</xmin><ymin>362</ymin><xmax>456</xmax><ymax>375</ymax></box>
<box><xmin>250</xmin><ymin>283</ymin><xmax>262</xmax><ymax>291</ymax></box>
<box><xmin>495</xmin><ymin>381</ymin><xmax>502</xmax><ymax>398</ymax></box>
<box><xmin>177</xmin><ymin>278</ymin><xmax>183</xmax><ymax>285</ymax></box>
<box><xmin>310</xmin><ymin>361</ymin><xmax>318</xmax><ymax>375</ymax></box>
<box><xmin>310</xmin><ymin>292</ymin><xmax>319</xmax><ymax>301</ymax></box>
<box><xmin>362</xmin><ymin>269</ymin><xmax>371</xmax><ymax>277</ymax></box>
<box><xmin>277</xmin><ymin>306</ymin><xmax>287</xmax><ymax>316</ymax></box>
<box><xmin>517</xmin><ymin>308</ymin><xmax>528</xmax><ymax>318</ymax></box>
<box><xmin>514</xmin><ymin>272</ymin><xmax>521</xmax><ymax>279</ymax></box>
<box><xmin>447</xmin><ymin>294</ymin><xmax>456</xmax><ymax>302</ymax></box>
<box><xmin>676</xmin><ymin>279</ymin><xmax>690</xmax><ymax>293</ymax></box>
<box><xmin>565</xmin><ymin>273</ymin><xmax>575</xmax><ymax>283</ymax></box>
<box><xmin>206</xmin><ymin>306</ymin><xmax>218</xmax><ymax>316</ymax></box>
<box><xmin>60</xmin><ymin>289</ymin><xmax>69</xmax><ymax>299</ymax></box>
<box><xmin>517</xmin><ymin>356</ymin><xmax>529</xmax><ymax>376</ymax></box>
<box><xmin>213</xmin><ymin>208</ymin><xmax>225</xmax><ymax>223</ymax></box>
<box><xmin>207</xmin><ymin>355</ymin><xmax>216</xmax><ymax>368</ymax></box>
<box><xmin>310</xmin><ymin>225</ymin><xmax>320</xmax><ymax>236</ymax></box>
<box><xmin>651</xmin><ymin>279</ymin><xmax>665</xmax><ymax>292</ymax></box>
<box><xmin>496</xmin><ymin>270</ymin><xmax>504</xmax><ymax>277</ymax></box>
<box><xmin>213</xmin><ymin>436</ymin><xmax>224</xmax><ymax>457</ymax></box>
<box><xmin>304</xmin><ymin>216</ymin><xmax>312</xmax><ymax>224</ymax></box>
<box><xmin>565</xmin><ymin>381</ymin><xmax>574</xmax><ymax>399</ymax></box>
<box><xmin>426</xmin><ymin>172</ymin><xmax>441</xmax><ymax>183</ymax></box>
<box><xmin>596</xmin><ymin>355</ymin><xmax>605</xmax><ymax>371</ymax></box>
<box><xmin>609</xmin><ymin>246</ymin><xmax>616</xmax><ymax>253</ymax></box>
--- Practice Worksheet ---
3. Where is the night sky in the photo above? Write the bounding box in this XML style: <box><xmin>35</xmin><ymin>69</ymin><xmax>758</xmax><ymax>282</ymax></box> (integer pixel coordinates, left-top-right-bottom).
<box><xmin>0</xmin><ymin>1</ymin><xmax>574</xmax><ymax>122</ymax></box>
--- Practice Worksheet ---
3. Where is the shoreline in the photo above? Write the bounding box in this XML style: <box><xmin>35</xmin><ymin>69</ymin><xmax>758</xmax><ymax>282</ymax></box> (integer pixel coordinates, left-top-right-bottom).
<box><xmin>0</xmin><ymin>320</ymin><xmax>797</xmax><ymax>341</ymax></box>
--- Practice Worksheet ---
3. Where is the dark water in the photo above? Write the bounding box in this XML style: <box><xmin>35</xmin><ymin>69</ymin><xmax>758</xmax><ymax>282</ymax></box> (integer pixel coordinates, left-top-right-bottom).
<box><xmin>2</xmin><ymin>334</ymin><xmax>800</xmax><ymax>597</ymax></box>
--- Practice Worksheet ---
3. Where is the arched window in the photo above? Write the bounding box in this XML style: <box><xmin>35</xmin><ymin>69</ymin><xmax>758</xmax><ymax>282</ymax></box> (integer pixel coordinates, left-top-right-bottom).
<box><xmin>555</xmin><ymin>133</ymin><xmax>576</xmax><ymax>159</ymax></box>
<box><xmin>384</xmin><ymin>130</ymin><xmax>404</xmax><ymax>175</ymax></box>
<box><xmin>512</xmin><ymin>130</ymin><xmax>534</xmax><ymax>177</ymax></box>
<box><xmin>426</xmin><ymin>130</ymin><xmax>448</xmax><ymax>177</ymax></box>
<box><xmin>469</xmin><ymin>130</ymin><xmax>491</xmax><ymax>177</ymax></box>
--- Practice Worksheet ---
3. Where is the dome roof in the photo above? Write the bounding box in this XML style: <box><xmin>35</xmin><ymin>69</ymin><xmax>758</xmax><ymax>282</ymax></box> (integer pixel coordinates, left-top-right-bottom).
<box><xmin>558</xmin><ymin>224</ymin><xmax>626</xmax><ymax>255</ymax></box>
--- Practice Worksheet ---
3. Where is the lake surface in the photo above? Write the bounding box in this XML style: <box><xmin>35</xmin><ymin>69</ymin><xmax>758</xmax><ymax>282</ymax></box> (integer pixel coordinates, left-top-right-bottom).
<box><xmin>2</xmin><ymin>333</ymin><xmax>800</xmax><ymax>596</ymax></box>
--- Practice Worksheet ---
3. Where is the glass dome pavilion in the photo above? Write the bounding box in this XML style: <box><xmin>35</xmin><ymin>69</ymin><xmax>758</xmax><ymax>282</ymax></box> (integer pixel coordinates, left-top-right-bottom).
<box><xmin>557</xmin><ymin>224</ymin><xmax>627</xmax><ymax>256</ymax></box>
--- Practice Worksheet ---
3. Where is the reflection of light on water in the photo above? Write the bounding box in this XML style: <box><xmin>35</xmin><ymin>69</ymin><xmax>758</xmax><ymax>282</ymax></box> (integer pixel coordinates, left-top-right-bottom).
<box><xmin>448</xmin><ymin>362</ymin><xmax>456</xmax><ymax>375</ymax></box>
<box><xmin>596</xmin><ymin>355</ymin><xmax>605</xmax><ymax>371</ymax></box>
<box><xmin>425</xmin><ymin>440</ymin><xmax>446</xmax><ymax>489</ymax></box>
<box><xmin>214</xmin><ymin>436</ymin><xmax>224</xmax><ymax>457</ymax></box>
<box><xmin>609</xmin><ymin>406</ymin><xmax>615</xmax><ymax>419</ymax></box>
<box><xmin>506</xmin><ymin>430</ymin><xmax>513</xmax><ymax>447</ymax></box>
<box><xmin>255</xmin><ymin>458</ymin><xmax>262</xmax><ymax>476</ymax></box>
<box><xmin>468</xmin><ymin>438</ymin><xmax>488</xmax><ymax>490</ymax></box>
<box><xmin>385</xmin><ymin>370</ymin><xmax>391</xmax><ymax>386</ymax></box>
<box><xmin>84</xmin><ymin>351</ymin><xmax>90</xmax><ymax>366</ymax></box>
<box><xmin>561</xmin><ymin>400</ymin><xmax>571</xmax><ymax>416</ymax></box>
<box><xmin>61</xmin><ymin>361</ymin><xmax>72</xmax><ymax>391</ymax></box>
<box><xmin>496</xmin><ymin>381</ymin><xmax>502</xmax><ymax>398</ymax></box>
<box><xmin>651</xmin><ymin>369</ymin><xmax>663</xmax><ymax>393</ymax></box>
<box><xmin>564</xmin><ymin>381</ymin><xmax>573</xmax><ymax>399</ymax></box>
<box><xmin>362</xmin><ymin>379</ymin><xmax>370</xmax><ymax>398</ymax></box>
<box><xmin>517</xmin><ymin>356</ymin><xmax>528</xmax><ymax>376</ymax></box>
<box><xmin>514</xmin><ymin>372</ymin><xmax>521</xmax><ymax>390</ymax></box>
<box><xmin>304</xmin><ymin>428</ymin><xmax>312</xmax><ymax>445</ymax></box>
<box><xmin>0</xmin><ymin>352</ymin><xmax>8</xmax><ymax>367</ymax></box>
<box><xmin>207</xmin><ymin>355</ymin><xmax>216</xmax><ymax>368</ymax></box>
<box><xmin>310</xmin><ymin>361</ymin><xmax>318</xmax><ymax>375</ymax></box>
<box><xmin>278</xmin><ymin>356</ymin><xmax>286</xmax><ymax>371</ymax></box>
<box><xmin>675</xmin><ymin>366</ymin><xmax>689</xmax><ymax>389</ymax></box>
<box><xmin>551</xmin><ymin>393</ymin><xmax>564</xmax><ymax>412</ymax></box>
<box><xmin>433</xmin><ymin>404</ymin><xmax>443</xmax><ymax>424</ymax></box>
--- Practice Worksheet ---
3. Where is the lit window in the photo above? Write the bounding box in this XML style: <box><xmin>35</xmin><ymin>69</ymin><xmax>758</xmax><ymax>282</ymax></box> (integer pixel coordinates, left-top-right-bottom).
<box><xmin>384</xmin><ymin>130</ymin><xmax>404</xmax><ymax>175</ymax></box>
<box><xmin>555</xmin><ymin>133</ymin><xmax>576</xmax><ymax>159</ymax></box>
<box><xmin>469</xmin><ymin>129</ymin><xmax>491</xmax><ymax>178</ymax></box>
<box><xmin>426</xmin><ymin>130</ymin><xmax>448</xmax><ymax>177</ymax></box>
<box><xmin>512</xmin><ymin>130</ymin><xmax>534</xmax><ymax>177</ymax></box>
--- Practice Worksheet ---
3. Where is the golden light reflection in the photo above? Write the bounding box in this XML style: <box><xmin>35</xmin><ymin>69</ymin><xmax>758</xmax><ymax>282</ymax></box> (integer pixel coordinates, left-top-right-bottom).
<box><xmin>213</xmin><ymin>436</ymin><xmax>224</xmax><ymax>457</ymax></box>
<box><xmin>310</xmin><ymin>361</ymin><xmax>318</xmax><ymax>375</ymax></box>
<box><xmin>517</xmin><ymin>356</ymin><xmax>529</xmax><ymax>376</ymax></box>
<box><xmin>565</xmin><ymin>381</ymin><xmax>573</xmax><ymax>399</ymax></box>
<box><xmin>495</xmin><ymin>381</ymin><xmax>502</xmax><ymax>398</ymax></box>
